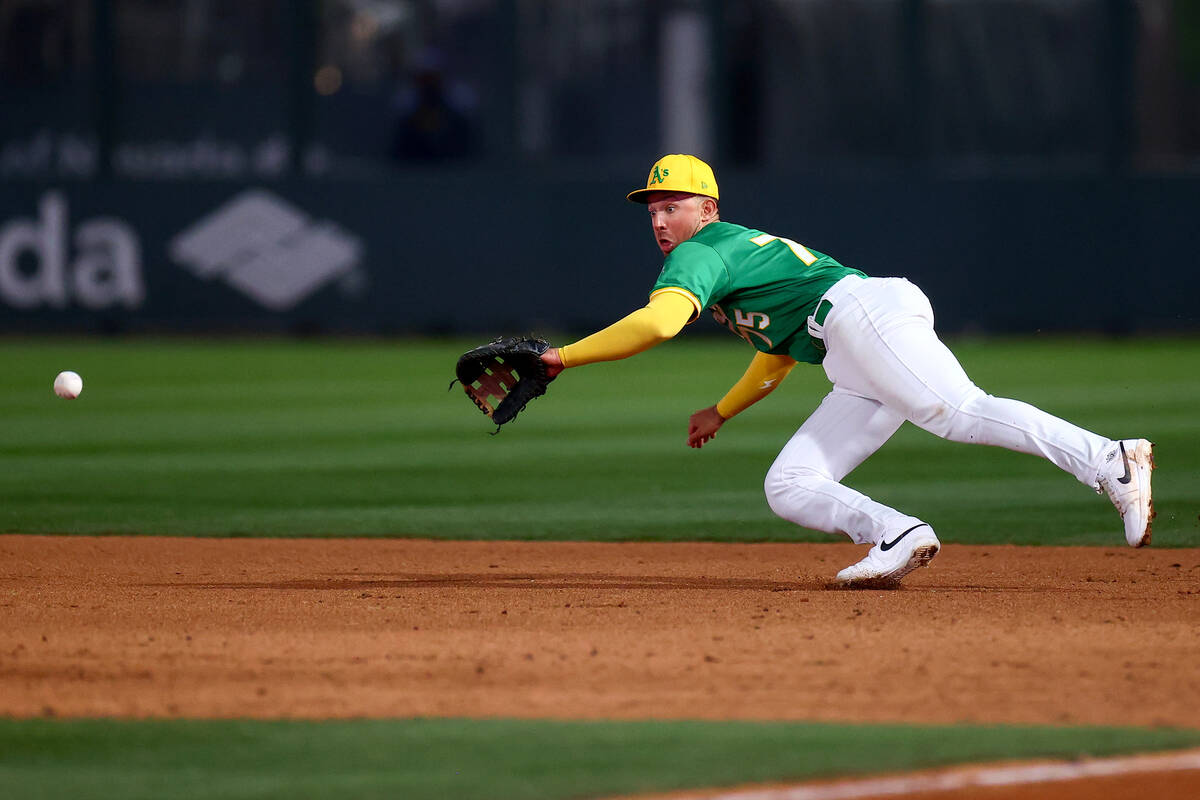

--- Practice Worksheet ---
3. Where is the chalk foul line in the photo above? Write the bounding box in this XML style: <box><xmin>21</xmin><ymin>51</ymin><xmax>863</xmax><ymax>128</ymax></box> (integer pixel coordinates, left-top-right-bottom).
<box><xmin>671</xmin><ymin>748</ymin><xmax>1200</xmax><ymax>800</ymax></box>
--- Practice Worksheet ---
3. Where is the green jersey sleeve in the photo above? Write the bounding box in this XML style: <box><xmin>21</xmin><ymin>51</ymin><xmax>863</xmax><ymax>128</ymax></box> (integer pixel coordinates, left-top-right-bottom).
<box><xmin>651</xmin><ymin>241</ymin><xmax>729</xmax><ymax>309</ymax></box>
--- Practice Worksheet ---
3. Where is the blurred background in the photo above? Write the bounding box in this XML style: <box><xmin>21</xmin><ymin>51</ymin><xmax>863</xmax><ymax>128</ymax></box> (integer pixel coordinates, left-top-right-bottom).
<box><xmin>2</xmin><ymin>0</ymin><xmax>1199</xmax><ymax>337</ymax></box>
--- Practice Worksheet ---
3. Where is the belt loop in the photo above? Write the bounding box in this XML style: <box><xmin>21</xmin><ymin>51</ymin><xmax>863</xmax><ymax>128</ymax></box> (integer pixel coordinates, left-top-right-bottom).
<box><xmin>813</xmin><ymin>298</ymin><xmax>833</xmax><ymax>326</ymax></box>
<box><xmin>808</xmin><ymin>297</ymin><xmax>833</xmax><ymax>353</ymax></box>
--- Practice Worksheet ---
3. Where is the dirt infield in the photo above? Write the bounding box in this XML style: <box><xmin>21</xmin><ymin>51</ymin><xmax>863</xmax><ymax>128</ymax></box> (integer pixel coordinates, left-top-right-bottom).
<box><xmin>2</xmin><ymin>535</ymin><xmax>1199</xmax><ymax>796</ymax></box>
<box><xmin>2</xmin><ymin>534</ymin><xmax>1197</xmax><ymax>726</ymax></box>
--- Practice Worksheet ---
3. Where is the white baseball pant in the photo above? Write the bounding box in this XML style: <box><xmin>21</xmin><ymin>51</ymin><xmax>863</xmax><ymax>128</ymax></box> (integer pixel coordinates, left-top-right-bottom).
<box><xmin>763</xmin><ymin>275</ymin><xmax>1114</xmax><ymax>545</ymax></box>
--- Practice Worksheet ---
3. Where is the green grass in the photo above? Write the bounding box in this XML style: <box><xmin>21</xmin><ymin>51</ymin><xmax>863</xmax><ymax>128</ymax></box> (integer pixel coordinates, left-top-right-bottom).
<box><xmin>1</xmin><ymin>717</ymin><xmax>1198</xmax><ymax>800</ymax></box>
<box><xmin>2</xmin><ymin>335</ymin><xmax>1198</xmax><ymax>544</ymax></box>
<box><xmin>3</xmin><ymin>336</ymin><xmax>1199</xmax><ymax>796</ymax></box>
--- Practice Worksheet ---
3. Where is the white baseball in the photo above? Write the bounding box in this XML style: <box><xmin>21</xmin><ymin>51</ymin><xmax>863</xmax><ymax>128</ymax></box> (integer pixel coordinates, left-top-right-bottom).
<box><xmin>54</xmin><ymin>370</ymin><xmax>83</xmax><ymax>399</ymax></box>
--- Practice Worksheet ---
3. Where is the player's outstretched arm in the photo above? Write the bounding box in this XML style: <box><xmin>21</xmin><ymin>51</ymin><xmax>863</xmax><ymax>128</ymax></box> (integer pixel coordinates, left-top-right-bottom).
<box><xmin>688</xmin><ymin>351</ymin><xmax>797</xmax><ymax>449</ymax></box>
<box><xmin>541</xmin><ymin>291</ymin><xmax>696</xmax><ymax>375</ymax></box>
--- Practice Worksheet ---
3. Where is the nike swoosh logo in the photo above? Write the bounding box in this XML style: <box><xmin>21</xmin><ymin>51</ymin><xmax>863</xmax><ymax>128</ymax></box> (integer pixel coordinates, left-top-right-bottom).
<box><xmin>759</xmin><ymin>379</ymin><xmax>777</xmax><ymax>390</ymax></box>
<box><xmin>1117</xmin><ymin>441</ymin><xmax>1133</xmax><ymax>485</ymax></box>
<box><xmin>880</xmin><ymin>523</ymin><xmax>929</xmax><ymax>552</ymax></box>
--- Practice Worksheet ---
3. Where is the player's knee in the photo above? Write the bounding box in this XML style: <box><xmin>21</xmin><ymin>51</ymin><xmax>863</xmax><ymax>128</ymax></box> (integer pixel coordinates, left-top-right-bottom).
<box><xmin>764</xmin><ymin>463</ymin><xmax>828</xmax><ymax>519</ymax></box>
<box><xmin>908</xmin><ymin>390</ymin><xmax>986</xmax><ymax>439</ymax></box>
<box><xmin>908</xmin><ymin>398</ymin><xmax>959</xmax><ymax>436</ymax></box>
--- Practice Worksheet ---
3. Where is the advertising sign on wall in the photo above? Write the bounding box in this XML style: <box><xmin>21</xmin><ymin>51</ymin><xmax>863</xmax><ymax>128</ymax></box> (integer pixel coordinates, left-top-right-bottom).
<box><xmin>1</xmin><ymin>174</ymin><xmax>1196</xmax><ymax>336</ymax></box>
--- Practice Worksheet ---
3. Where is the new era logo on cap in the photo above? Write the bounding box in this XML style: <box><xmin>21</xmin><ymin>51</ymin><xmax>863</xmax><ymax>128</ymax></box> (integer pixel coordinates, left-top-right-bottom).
<box><xmin>627</xmin><ymin>154</ymin><xmax>719</xmax><ymax>203</ymax></box>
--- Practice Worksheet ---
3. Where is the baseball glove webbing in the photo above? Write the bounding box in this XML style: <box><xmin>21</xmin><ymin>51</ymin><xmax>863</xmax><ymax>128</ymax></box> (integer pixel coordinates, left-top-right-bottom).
<box><xmin>452</xmin><ymin>336</ymin><xmax>555</xmax><ymax>432</ymax></box>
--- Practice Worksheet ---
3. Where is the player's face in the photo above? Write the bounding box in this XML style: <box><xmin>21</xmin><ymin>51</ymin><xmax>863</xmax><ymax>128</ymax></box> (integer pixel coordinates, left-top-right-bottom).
<box><xmin>646</xmin><ymin>192</ymin><xmax>707</xmax><ymax>256</ymax></box>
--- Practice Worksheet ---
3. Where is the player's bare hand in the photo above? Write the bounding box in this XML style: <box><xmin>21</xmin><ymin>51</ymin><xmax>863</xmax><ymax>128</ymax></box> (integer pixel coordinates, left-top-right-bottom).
<box><xmin>541</xmin><ymin>347</ymin><xmax>565</xmax><ymax>380</ymax></box>
<box><xmin>688</xmin><ymin>406</ymin><xmax>725</xmax><ymax>448</ymax></box>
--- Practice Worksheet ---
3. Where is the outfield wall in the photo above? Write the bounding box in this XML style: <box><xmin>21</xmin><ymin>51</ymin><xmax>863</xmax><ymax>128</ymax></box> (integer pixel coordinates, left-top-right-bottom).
<box><xmin>1</xmin><ymin>169</ymin><xmax>1197</xmax><ymax>336</ymax></box>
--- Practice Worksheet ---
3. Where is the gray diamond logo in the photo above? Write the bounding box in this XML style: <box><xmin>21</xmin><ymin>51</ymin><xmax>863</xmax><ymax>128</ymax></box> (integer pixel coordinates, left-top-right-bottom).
<box><xmin>170</xmin><ymin>189</ymin><xmax>362</xmax><ymax>310</ymax></box>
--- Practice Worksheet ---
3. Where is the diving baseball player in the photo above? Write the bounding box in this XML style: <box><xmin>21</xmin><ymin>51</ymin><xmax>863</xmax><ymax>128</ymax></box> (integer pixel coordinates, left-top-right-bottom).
<box><xmin>540</xmin><ymin>154</ymin><xmax>1155</xmax><ymax>588</ymax></box>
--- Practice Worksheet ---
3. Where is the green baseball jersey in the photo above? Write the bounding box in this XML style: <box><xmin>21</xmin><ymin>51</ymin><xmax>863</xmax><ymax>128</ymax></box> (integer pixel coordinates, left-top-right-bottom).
<box><xmin>650</xmin><ymin>221</ymin><xmax>866</xmax><ymax>364</ymax></box>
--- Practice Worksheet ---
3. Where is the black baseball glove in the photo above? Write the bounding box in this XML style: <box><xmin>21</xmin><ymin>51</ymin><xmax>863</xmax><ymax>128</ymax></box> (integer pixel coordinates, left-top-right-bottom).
<box><xmin>453</xmin><ymin>336</ymin><xmax>555</xmax><ymax>430</ymax></box>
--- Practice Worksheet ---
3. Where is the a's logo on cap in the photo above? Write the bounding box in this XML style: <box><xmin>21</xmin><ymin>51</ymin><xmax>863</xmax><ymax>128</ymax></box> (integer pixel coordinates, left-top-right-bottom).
<box><xmin>650</xmin><ymin>165</ymin><xmax>670</xmax><ymax>185</ymax></box>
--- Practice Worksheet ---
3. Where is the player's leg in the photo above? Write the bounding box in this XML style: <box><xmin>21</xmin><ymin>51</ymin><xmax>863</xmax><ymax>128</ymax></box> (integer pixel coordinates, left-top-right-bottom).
<box><xmin>821</xmin><ymin>277</ymin><xmax>1153</xmax><ymax>546</ymax></box>
<box><xmin>822</xmin><ymin>278</ymin><xmax>1112</xmax><ymax>482</ymax></box>
<box><xmin>764</xmin><ymin>387</ymin><xmax>908</xmax><ymax>543</ymax></box>
<box><xmin>763</xmin><ymin>387</ymin><xmax>940</xmax><ymax>586</ymax></box>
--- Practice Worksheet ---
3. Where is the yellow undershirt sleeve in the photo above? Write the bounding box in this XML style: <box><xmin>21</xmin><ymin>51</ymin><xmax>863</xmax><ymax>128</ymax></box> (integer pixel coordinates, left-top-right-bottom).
<box><xmin>715</xmin><ymin>351</ymin><xmax>797</xmax><ymax>420</ymax></box>
<box><xmin>559</xmin><ymin>291</ymin><xmax>696</xmax><ymax>367</ymax></box>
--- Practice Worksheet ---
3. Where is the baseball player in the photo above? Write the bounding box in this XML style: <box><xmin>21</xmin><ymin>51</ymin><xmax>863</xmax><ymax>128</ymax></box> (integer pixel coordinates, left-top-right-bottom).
<box><xmin>539</xmin><ymin>154</ymin><xmax>1155</xmax><ymax>587</ymax></box>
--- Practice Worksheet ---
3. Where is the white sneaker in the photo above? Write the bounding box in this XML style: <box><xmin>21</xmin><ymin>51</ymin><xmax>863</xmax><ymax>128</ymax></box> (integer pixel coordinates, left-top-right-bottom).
<box><xmin>1096</xmin><ymin>439</ymin><xmax>1155</xmax><ymax>547</ymax></box>
<box><xmin>835</xmin><ymin>523</ymin><xmax>940</xmax><ymax>589</ymax></box>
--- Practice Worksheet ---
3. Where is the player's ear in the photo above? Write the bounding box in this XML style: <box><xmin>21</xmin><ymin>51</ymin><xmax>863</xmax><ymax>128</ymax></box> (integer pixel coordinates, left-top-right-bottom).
<box><xmin>700</xmin><ymin>196</ymin><xmax>719</xmax><ymax>220</ymax></box>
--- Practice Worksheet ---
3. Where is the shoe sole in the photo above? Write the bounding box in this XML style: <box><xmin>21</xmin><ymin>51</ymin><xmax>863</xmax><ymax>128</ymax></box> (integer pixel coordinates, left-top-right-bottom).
<box><xmin>835</xmin><ymin>542</ymin><xmax>940</xmax><ymax>590</ymax></box>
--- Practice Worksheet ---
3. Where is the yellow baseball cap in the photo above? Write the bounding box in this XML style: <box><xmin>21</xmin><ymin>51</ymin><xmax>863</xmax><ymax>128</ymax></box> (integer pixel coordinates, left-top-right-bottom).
<box><xmin>626</xmin><ymin>154</ymin><xmax>719</xmax><ymax>203</ymax></box>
